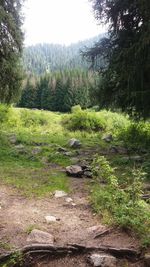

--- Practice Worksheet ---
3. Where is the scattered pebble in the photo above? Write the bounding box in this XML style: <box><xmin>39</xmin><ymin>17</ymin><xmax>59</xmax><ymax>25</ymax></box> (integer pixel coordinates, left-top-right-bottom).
<box><xmin>45</xmin><ymin>215</ymin><xmax>59</xmax><ymax>223</ymax></box>
<box><xmin>68</xmin><ymin>138</ymin><xmax>81</xmax><ymax>148</ymax></box>
<box><xmin>65</xmin><ymin>197</ymin><xmax>73</xmax><ymax>203</ymax></box>
<box><xmin>54</xmin><ymin>190</ymin><xmax>68</xmax><ymax>198</ymax></box>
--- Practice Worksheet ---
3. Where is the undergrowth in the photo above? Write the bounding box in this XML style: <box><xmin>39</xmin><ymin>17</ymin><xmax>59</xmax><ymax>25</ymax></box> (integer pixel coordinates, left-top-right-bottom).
<box><xmin>0</xmin><ymin>104</ymin><xmax>149</xmax><ymax>244</ymax></box>
<box><xmin>90</xmin><ymin>155</ymin><xmax>150</xmax><ymax>246</ymax></box>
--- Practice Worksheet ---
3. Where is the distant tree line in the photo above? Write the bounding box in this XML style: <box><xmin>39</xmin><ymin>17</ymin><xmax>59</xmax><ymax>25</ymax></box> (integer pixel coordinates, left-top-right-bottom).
<box><xmin>23</xmin><ymin>35</ymin><xmax>104</xmax><ymax>75</ymax></box>
<box><xmin>18</xmin><ymin>70</ymin><xmax>99</xmax><ymax>112</ymax></box>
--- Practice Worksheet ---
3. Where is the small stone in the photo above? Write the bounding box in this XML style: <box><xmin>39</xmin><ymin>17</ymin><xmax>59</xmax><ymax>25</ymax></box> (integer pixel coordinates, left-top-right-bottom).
<box><xmin>32</xmin><ymin>147</ymin><xmax>42</xmax><ymax>155</ymax></box>
<box><xmin>63</xmin><ymin>151</ymin><xmax>73</xmax><ymax>156</ymax></box>
<box><xmin>84</xmin><ymin>171</ymin><xmax>92</xmax><ymax>178</ymax></box>
<box><xmin>15</xmin><ymin>144</ymin><xmax>27</xmax><ymax>154</ymax></box>
<box><xmin>69</xmin><ymin>138</ymin><xmax>81</xmax><ymax>148</ymax></box>
<box><xmin>41</xmin><ymin>157</ymin><xmax>48</xmax><ymax>163</ymax></box>
<box><xmin>81</xmin><ymin>164</ymin><xmax>91</xmax><ymax>171</ymax></box>
<box><xmin>9</xmin><ymin>134</ymin><xmax>17</xmax><ymax>144</ymax></box>
<box><xmin>102</xmin><ymin>134</ymin><xmax>113</xmax><ymax>143</ymax></box>
<box><xmin>45</xmin><ymin>216</ymin><xmax>58</xmax><ymax>223</ymax></box>
<box><xmin>65</xmin><ymin>197</ymin><xmax>73</xmax><ymax>203</ymax></box>
<box><xmin>27</xmin><ymin>229</ymin><xmax>54</xmax><ymax>245</ymax></box>
<box><xmin>54</xmin><ymin>190</ymin><xmax>68</xmax><ymax>198</ymax></box>
<box><xmin>89</xmin><ymin>253</ymin><xmax>117</xmax><ymax>267</ymax></box>
<box><xmin>66</xmin><ymin>165</ymin><xmax>83</xmax><ymax>177</ymax></box>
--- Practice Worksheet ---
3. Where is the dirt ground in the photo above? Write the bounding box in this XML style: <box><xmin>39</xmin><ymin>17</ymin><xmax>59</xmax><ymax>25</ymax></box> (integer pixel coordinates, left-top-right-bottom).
<box><xmin>0</xmin><ymin>177</ymin><xmax>143</xmax><ymax>266</ymax></box>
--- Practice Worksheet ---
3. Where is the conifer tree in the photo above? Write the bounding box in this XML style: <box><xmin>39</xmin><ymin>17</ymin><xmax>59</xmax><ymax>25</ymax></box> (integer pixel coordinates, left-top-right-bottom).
<box><xmin>86</xmin><ymin>0</ymin><xmax>150</xmax><ymax>117</ymax></box>
<box><xmin>0</xmin><ymin>0</ymin><xmax>24</xmax><ymax>103</ymax></box>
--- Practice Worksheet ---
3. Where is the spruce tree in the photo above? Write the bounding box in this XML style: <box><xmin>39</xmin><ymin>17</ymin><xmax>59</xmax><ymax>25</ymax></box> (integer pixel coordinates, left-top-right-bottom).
<box><xmin>0</xmin><ymin>0</ymin><xmax>24</xmax><ymax>103</ymax></box>
<box><xmin>86</xmin><ymin>0</ymin><xmax>150</xmax><ymax>117</ymax></box>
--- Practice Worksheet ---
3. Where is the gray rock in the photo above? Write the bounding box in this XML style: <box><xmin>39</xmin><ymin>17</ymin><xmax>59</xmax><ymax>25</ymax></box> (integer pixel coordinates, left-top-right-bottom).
<box><xmin>66</xmin><ymin>165</ymin><xmax>83</xmax><ymax>177</ymax></box>
<box><xmin>9</xmin><ymin>134</ymin><xmax>17</xmax><ymax>144</ymax></box>
<box><xmin>80</xmin><ymin>164</ymin><xmax>91</xmax><ymax>171</ymax></box>
<box><xmin>32</xmin><ymin>147</ymin><xmax>42</xmax><ymax>155</ymax></box>
<box><xmin>65</xmin><ymin>197</ymin><xmax>73</xmax><ymax>203</ymax></box>
<box><xmin>15</xmin><ymin>144</ymin><xmax>27</xmax><ymax>154</ymax></box>
<box><xmin>89</xmin><ymin>253</ymin><xmax>117</xmax><ymax>267</ymax></box>
<box><xmin>102</xmin><ymin>134</ymin><xmax>113</xmax><ymax>143</ymax></box>
<box><xmin>63</xmin><ymin>151</ymin><xmax>73</xmax><ymax>156</ymax></box>
<box><xmin>27</xmin><ymin>229</ymin><xmax>54</xmax><ymax>245</ymax></box>
<box><xmin>41</xmin><ymin>157</ymin><xmax>48</xmax><ymax>163</ymax></box>
<box><xmin>69</xmin><ymin>138</ymin><xmax>81</xmax><ymax>148</ymax></box>
<box><xmin>45</xmin><ymin>215</ymin><xmax>59</xmax><ymax>223</ymax></box>
<box><xmin>54</xmin><ymin>190</ymin><xmax>68</xmax><ymax>198</ymax></box>
<box><xmin>84</xmin><ymin>171</ymin><xmax>92</xmax><ymax>178</ymax></box>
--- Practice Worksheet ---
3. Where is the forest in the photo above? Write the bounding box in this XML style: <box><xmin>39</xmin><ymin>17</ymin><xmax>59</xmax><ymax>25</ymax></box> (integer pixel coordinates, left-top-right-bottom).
<box><xmin>0</xmin><ymin>0</ymin><xmax>150</xmax><ymax>266</ymax></box>
<box><xmin>23</xmin><ymin>35</ymin><xmax>103</xmax><ymax>74</ymax></box>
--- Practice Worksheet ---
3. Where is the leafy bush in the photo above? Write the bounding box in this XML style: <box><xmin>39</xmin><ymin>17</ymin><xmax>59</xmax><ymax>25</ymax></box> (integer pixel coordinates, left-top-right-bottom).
<box><xmin>0</xmin><ymin>104</ymin><xmax>10</xmax><ymax>124</ymax></box>
<box><xmin>97</xmin><ymin>110</ymin><xmax>130</xmax><ymax>134</ymax></box>
<box><xmin>91</xmin><ymin>155</ymin><xmax>150</xmax><ymax>245</ymax></box>
<box><xmin>20</xmin><ymin>109</ymin><xmax>48</xmax><ymax>127</ymax></box>
<box><xmin>71</xmin><ymin>105</ymin><xmax>82</xmax><ymax>113</ymax></box>
<box><xmin>63</xmin><ymin>110</ymin><xmax>106</xmax><ymax>132</ymax></box>
<box><xmin>118</xmin><ymin>122</ymin><xmax>150</xmax><ymax>150</ymax></box>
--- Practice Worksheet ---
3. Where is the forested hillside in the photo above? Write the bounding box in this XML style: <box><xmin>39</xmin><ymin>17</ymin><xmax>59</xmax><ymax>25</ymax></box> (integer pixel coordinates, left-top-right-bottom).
<box><xmin>18</xmin><ymin>70</ymin><xmax>99</xmax><ymax>111</ymax></box>
<box><xmin>23</xmin><ymin>35</ymin><xmax>104</xmax><ymax>75</ymax></box>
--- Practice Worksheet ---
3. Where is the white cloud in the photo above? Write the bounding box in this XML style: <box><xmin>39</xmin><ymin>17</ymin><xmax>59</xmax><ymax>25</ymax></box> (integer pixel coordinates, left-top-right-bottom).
<box><xmin>23</xmin><ymin>0</ymin><xmax>106</xmax><ymax>46</ymax></box>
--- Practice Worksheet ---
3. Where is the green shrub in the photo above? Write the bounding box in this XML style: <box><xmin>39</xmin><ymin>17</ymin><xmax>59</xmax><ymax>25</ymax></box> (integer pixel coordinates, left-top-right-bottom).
<box><xmin>20</xmin><ymin>109</ymin><xmax>48</xmax><ymax>127</ymax></box>
<box><xmin>97</xmin><ymin>110</ymin><xmax>130</xmax><ymax>134</ymax></box>
<box><xmin>63</xmin><ymin>110</ymin><xmax>106</xmax><ymax>132</ymax></box>
<box><xmin>91</xmin><ymin>155</ymin><xmax>150</xmax><ymax>245</ymax></box>
<box><xmin>0</xmin><ymin>104</ymin><xmax>10</xmax><ymax>124</ymax></box>
<box><xmin>118</xmin><ymin>122</ymin><xmax>150</xmax><ymax>149</ymax></box>
<box><xmin>71</xmin><ymin>105</ymin><xmax>82</xmax><ymax>113</ymax></box>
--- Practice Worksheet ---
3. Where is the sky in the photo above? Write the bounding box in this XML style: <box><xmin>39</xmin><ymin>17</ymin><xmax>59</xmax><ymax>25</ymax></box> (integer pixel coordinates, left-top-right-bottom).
<box><xmin>23</xmin><ymin>0</ymin><xmax>106</xmax><ymax>46</ymax></box>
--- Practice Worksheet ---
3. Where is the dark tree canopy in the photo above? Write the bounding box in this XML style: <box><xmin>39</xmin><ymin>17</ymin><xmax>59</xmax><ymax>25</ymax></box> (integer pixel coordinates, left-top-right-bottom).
<box><xmin>0</xmin><ymin>0</ymin><xmax>24</xmax><ymax>103</ymax></box>
<box><xmin>86</xmin><ymin>0</ymin><xmax>150</xmax><ymax>117</ymax></box>
<box><xmin>18</xmin><ymin>70</ymin><xmax>98</xmax><ymax>112</ymax></box>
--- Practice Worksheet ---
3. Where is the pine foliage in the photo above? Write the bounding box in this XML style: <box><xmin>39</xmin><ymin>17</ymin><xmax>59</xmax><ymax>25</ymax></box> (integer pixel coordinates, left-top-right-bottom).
<box><xmin>0</xmin><ymin>0</ymin><xmax>24</xmax><ymax>103</ymax></box>
<box><xmin>18</xmin><ymin>70</ymin><xmax>98</xmax><ymax>112</ymax></box>
<box><xmin>85</xmin><ymin>0</ymin><xmax>150</xmax><ymax>118</ymax></box>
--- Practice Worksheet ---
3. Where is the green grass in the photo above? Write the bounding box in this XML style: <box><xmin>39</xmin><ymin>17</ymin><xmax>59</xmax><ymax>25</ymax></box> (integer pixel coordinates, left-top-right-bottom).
<box><xmin>90</xmin><ymin>155</ymin><xmax>150</xmax><ymax>246</ymax></box>
<box><xmin>0</xmin><ymin>105</ymin><xmax>149</xmax><ymax>246</ymax></box>
<box><xmin>0</xmin><ymin>165</ymin><xmax>69</xmax><ymax>197</ymax></box>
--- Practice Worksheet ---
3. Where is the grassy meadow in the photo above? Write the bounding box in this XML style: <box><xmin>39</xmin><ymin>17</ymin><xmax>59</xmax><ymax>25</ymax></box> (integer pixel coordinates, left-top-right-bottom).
<box><xmin>0</xmin><ymin>104</ymin><xmax>150</xmax><ymax>245</ymax></box>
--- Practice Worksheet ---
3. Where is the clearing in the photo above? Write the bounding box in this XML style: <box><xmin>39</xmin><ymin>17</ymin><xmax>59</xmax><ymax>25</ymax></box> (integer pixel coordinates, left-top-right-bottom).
<box><xmin>0</xmin><ymin>107</ymin><xmax>149</xmax><ymax>266</ymax></box>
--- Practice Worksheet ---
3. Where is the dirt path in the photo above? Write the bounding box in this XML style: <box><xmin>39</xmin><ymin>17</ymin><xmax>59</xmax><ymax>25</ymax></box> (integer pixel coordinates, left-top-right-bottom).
<box><xmin>0</xmin><ymin>176</ymin><xmax>143</xmax><ymax>266</ymax></box>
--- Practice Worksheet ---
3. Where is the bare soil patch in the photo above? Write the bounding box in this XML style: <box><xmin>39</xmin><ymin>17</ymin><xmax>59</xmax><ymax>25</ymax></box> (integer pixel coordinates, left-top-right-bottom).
<box><xmin>0</xmin><ymin>176</ymin><xmax>142</xmax><ymax>266</ymax></box>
